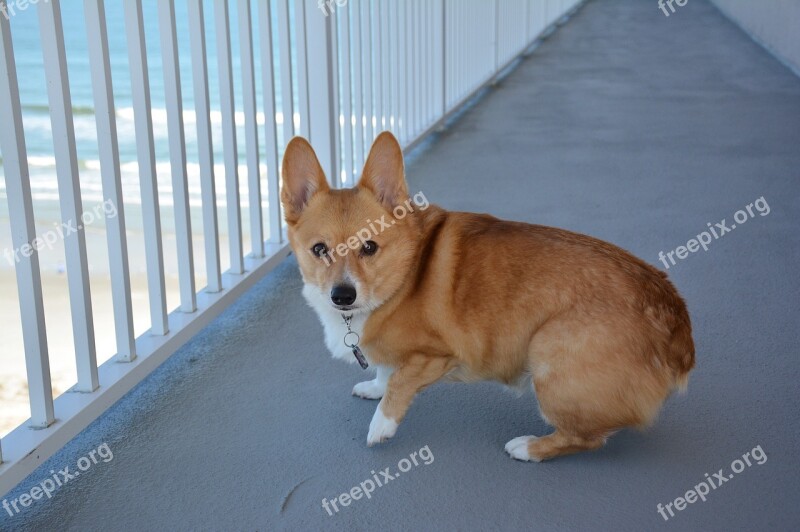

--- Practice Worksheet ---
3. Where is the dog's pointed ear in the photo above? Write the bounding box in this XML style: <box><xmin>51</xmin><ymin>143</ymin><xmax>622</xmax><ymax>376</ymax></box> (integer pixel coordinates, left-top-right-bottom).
<box><xmin>281</xmin><ymin>137</ymin><xmax>330</xmax><ymax>224</ymax></box>
<box><xmin>358</xmin><ymin>131</ymin><xmax>408</xmax><ymax>209</ymax></box>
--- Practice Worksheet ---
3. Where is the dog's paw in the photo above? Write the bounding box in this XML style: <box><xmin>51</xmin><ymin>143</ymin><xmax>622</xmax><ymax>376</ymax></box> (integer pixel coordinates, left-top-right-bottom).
<box><xmin>504</xmin><ymin>436</ymin><xmax>541</xmax><ymax>462</ymax></box>
<box><xmin>367</xmin><ymin>406</ymin><xmax>398</xmax><ymax>446</ymax></box>
<box><xmin>352</xmin><ymin>379</ymin><xmax>385</xmax><ymax>400</ymax></box>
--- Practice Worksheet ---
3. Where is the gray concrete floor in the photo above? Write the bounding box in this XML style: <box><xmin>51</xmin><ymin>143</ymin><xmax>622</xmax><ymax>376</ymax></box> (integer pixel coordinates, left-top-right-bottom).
<box><xmin>4</xmin><ymin>0</ymin><xmax>800</xmax><ymax>530</ymax></box>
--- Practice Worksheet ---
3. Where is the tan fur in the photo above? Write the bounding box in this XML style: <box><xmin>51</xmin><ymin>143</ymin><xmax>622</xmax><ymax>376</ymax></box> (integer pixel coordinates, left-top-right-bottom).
<box><xmin>282</xmin><ymin>132</ymin><xmax>695</xmax><ymax>461</ymax></box>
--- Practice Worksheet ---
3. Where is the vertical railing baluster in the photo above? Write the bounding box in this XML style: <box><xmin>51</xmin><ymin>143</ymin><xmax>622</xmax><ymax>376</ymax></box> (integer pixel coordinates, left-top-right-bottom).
<box><xmin>444</xmin><ymin>0</ymin><xmax>450</xmax><ymax>111</ymax></box>
<box><xmin>158</xmin><ymin>0</ymin><xmax>197</xmax><ymax>312</ymax></box>
<box><xmin>456</xmin><ymin>0</ymin><xmax>460</xmax><ymax>108</ymax></box>
<box><xmin>214</xmin><ymin>0</ymin><xmax>244</xmax><ymax>275</ymax></box>
<box><xmin>391</xmin><ymin>0</ymin><xmax>400</xmax><ymax>138</ymax></box>
<box><xmin>496</xmin><ymin>0</ymin><xmax>502</xmax><ymax>66</ymax></box>
<box><xmin>305</xmin><ymin>0</ymin><xmax>339</xmax><ymax>183</ymax></box>
<box><xmin>454</xmin><ymin>0</ymin><xmax>459</xmax><ymax>104</ymax></box>
<box><xmin>0</xmin><ymin>12</ymin><xmax>55</xmax><ymax>427</ymax></box>
<box><xmin>361</xmin><ymin>0</ymin><xmax>374</xmax><ymax>143</ymax></box>
<box><xmin>257</xmin><ymin>0</ymin><xmax>283</xmax><ymax>244</ymax></box>
<box><xmin>382</xmin><ymin>0</ymin><xmax>391</xmax><ymax>132</ymax></box>
<box><xmin>329</xmin><ymin>2</ymin><xmax>342</xmax><ymax>188</ymax></box>
<box><xmin>415</xmin><ymin>0</ymin><xmax>422</xmax><ymax>133</ymax></box>
<box><xmin>428</xmin><ymin>1</ymin><xmax>435</xmax><ymax>125</ymax></box>
<box><xmin>454</xmin><ymin>0</ymin><xmax>462</xmax><ymax>104</ymax></box>
<box><xmin>372</xmin><ymin>0</ymin><xmax>382</xmax><ymax>133</ymax></box>
<box><xmin>124</xmin><ymin>0</ymin><xmax>169</xmax><ymax>335</ymax></box>
<box><xmin>338</xmin><ymin>6</ymin><xmax>354</xmax><ymax>185</ymax></box>
<box><xmin>84</xmin><ymin>0</ymin><xmax>136</xmax><ymax>361</ymax></box>
<box><xmin>421</xmin><ymin>1</ymin><xmax>433</xmax><ymax>127</ymax></box>
<box><xmin>238</xmin><ymin>0</ymin><xmax>264</xmax><ymax>258</ymax></box>
<box><xmin>351</xmin><ymin>3</ymin><xmax>365</xmax><ymax>174</ymax></box>
<box><xmin>406</xmin><ymin>0</ymin><xmax>414</xmax><ymax>136</ymax></box>
<box><xmin>394</xmin><ymin>0</ymin><xmax>403</xmax><ymax>143</ymax></box>
<box><xmin>408</xmin><ymin>0</ymin><xmax>415</xmax><ymax>137</ymax></box>
<box><xmin>421</xmin><ymin>0</ymin><xmax>428</xmax><ymax>130</ymax></box>
<box><xmin>526</xmin><ymin>0</ymin><xmax>531</xmax><ymax>43</ymax></box>
<box><xmin>294</xmin><ymin>0</ymin><xmax>310</xmax><ymax>138</ymax></box>
<box><xmin>440</xmin><ymin>0</ymin><xmax>447</xmax><ymax>117</ymax></box>
<box><xmin>187</xmin><ymin>0</ymin><xmax>222</xmax><ymax>293</ymax></box>
<box><xmin>396</xmin><ymin>0</ymin><xmax>406</xmax><ymax>144</ymax></box>
<box><xmin>39</xmin><ymin>0</ymin><xmax>98</xmax><ymax>392</ymax></box>
<box><xmin>276</xmin><ymin>0</ymin><xmax>294</xmax><ymax>145</ymax></box>
<box><xmin>387</xmin><ymin>1</ymin><xmax>394</xmax><ymax>135</ymax></box>
<box><xmin>545</xmin><ymin>0</ymin><xmax>551</xmax><ymax>27</ymax></box>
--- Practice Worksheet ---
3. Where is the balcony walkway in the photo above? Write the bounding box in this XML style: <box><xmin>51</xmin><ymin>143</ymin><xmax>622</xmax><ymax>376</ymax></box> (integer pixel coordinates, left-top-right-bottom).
<box><xmin>6</xmin><ymin>0</ymin><xmax>800</xmax><ymax>530</ymax></box>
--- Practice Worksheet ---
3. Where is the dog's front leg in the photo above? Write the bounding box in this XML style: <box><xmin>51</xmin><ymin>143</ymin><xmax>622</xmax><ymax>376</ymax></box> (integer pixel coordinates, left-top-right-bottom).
<box><xmin>353</xmin><ymin>365</ymin><xmax>393</xmax><ymax>400</ymax></box>
<box><xmin>366</xmin><ymin>355</ymin><xmax>454</xmax><ymax>446</ymax></box>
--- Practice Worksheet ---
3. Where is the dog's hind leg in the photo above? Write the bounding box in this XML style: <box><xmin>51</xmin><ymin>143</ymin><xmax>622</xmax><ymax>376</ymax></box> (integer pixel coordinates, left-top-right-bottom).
<box><xmin>506</xmin><ymin>431</ymin><xmax>607</xmax><ymax>462</ymax></box>
<box><xmin>366</xmin><ymin>355</ymin><xmax>455</xmax><ymax>446</ymax></box>
<box><xmin>506</xmin><ymin>311</ymin><xmax>673</xmax><ymax>462</ymax></box>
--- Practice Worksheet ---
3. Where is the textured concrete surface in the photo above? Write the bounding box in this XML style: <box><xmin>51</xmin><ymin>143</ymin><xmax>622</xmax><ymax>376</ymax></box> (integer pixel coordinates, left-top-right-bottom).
<box><xmin>3</xmin><ymin>0</ymin><xmax>800</xmax><ymax>530</ymax></box>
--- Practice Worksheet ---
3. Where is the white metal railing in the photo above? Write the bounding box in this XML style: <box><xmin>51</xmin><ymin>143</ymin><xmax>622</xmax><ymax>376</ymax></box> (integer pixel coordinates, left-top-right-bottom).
<box><xmin>0</xmin><ymin>0</ymin><xmax>582</xmax><ymax>494</ymax></box>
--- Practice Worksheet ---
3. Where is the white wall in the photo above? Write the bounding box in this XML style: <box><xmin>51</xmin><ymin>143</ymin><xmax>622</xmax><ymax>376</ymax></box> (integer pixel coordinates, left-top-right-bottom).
<box><xmin>711</xmin><ymin>0</ymin><xmax>800</xmax><ymax>74</ymax></box>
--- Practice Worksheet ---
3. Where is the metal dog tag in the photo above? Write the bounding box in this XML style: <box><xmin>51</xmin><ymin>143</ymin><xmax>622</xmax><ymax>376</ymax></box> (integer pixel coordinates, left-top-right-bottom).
<box><xmin>352</xmin><ymin>345</ymin><xmax>369</xmax><ymax>369</ymax></box>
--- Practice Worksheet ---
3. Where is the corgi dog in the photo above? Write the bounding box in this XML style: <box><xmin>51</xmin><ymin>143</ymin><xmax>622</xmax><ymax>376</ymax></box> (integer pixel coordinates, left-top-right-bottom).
<box><xmin>281</xmin><ymin>132</ymin><xmax>694</xmax><ymax>462</ymax></box>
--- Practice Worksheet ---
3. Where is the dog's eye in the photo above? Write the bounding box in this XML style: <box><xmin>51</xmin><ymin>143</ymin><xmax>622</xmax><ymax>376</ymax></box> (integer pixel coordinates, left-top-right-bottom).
<box><xmin>311</xmin><ymin>243</ymin><xmax>328</xmax><ymax>257</ymax></box>
<box><xmin>361</xmin><ymin>240</ymin><xmax>379</xmax><ymax>256</ymax></box>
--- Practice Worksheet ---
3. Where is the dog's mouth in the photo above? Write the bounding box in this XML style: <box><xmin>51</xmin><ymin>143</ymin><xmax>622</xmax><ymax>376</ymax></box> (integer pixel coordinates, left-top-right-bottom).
<box><xmin>332</xmin><ymin>304</ymin><xmax>358</xmax><ymax>312</ymax></box>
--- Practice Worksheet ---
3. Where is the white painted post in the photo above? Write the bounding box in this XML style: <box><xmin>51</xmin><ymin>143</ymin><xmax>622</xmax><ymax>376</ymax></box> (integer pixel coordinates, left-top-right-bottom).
<box><xmin>373</xmin><ymin>0</ymin><xmax>383</xmax><ymax>132</ymax></box>
<box><xmin>123</xmin><ymin>0</ymin><xmax>169</xmax><ymax>335</ymax></box>
<box><xmin>395</xmin><ymin>0</ymin><xmax>406</xmax><ymax>143</ymax></box>
<box><xmin>214</xmin><ymin>0</ymin><xmax>244</xmax><ymax>275</ymax></box>
<box><xmin>238</xmin><ymin>0</ymin><xmax>264</xmax><ymax>258</ymax></box>
<box><xmin>187</xmin><ymin>0</ymin><xmax>222</xmax><ymax>293</ymax></box>
<box><xmin>294</xmin><ymin>0</ymin><xmax>310</xmax><ymax>138</ymax></box>
<box><xmin>361</xmin><ymin>0</ymin><xmax>374</xmax><ymax>144</ymax></box>
<box><xmin>329</xmin><ymin>1</ymin><xmax>341</xmax><ymax>188</ymax></box>
<box><xmin>158</xmin><ymin>0</ymin><xmax>197</xmax><ymax>312</ymax></box>
<box><xmin>391</xmin><ymin>0</ymin><xmax>400</xmax><ymax>136</ymax></box>
<box><xmin>38</xmin><ymin>0</ymin><xmax>99</xmax><ymax>392</ymax></box>
<box><xmin>338</xmin><ymin>8</ymin><xmax>354</xmax><ymax>185</ymax></box>
<box><xmin>406</xmin><ymin>0</ymin><xmax>414</xmax><ymax>135</ymax></box>
<box><xmin>0</xmin><ymin>12</ymin><xmax>55</xmax><ymax>428</ymax></box>
<box><xmin>276</xmin><ymin>0</ymin><xmax>294</xmax><ymax>144</ymax></box>
<box><xmin>424</xmin><ymin>0</ymin><xmax>431</xmax><ymax>126</ymax></box>
<box><xmin>83</xmin><ymin>0</ymin><xmax>137</xmax><ymax>361</ymax></box>
<box><xmin>440</xmin><ymin>0</ymin><xmax>447</xmax><ymax>117</ymax></box>
<box><xmin>257</xmin><ymin>0</ymin><xmax>283</xmax><ymax>244</ymax></box>
<box><xmin>381</xmin><ymin>0</ymin><xmax>391</xmax><ymax>132</ymax></box>
<box><xmin>415</xmin><ymin>0</ymin><xmax>422</xmax><ymax>132</ymax></box>
<box><xmin>351</xmin><ymin>3</ymin><xmax>365</xmax><ymax>174</ymax></box>
<box><xmin>305</xmin><ymin>0</ymin><xmax>339</xmax><ymax>185</ymax></box>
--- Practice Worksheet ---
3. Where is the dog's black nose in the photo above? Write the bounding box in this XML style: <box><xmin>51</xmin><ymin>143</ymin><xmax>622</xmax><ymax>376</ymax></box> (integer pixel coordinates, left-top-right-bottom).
<box><xmin>331</xmin><ymin>284</ymin><xmax>357</xmax><ymax>306</ymax></box>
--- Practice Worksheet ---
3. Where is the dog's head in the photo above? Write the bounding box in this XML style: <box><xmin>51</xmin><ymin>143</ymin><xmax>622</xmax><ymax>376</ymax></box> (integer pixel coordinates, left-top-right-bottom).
<box><xmin>281</xmin><ymin>132</ymin><xmax>423</xmax><ymax>315</ymax></box>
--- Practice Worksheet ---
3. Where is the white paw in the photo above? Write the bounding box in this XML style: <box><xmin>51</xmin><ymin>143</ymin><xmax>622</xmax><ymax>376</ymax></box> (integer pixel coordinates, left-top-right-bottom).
<box><xmin>352</xmin><ymin>379</ymin><xmax>385</xmax><ymax>400</ymax></box>
<box><xmin>367</xmin><ymin>406</ymin><xmax>398</xmax><ymax>446</ymax></box>
<box><xmin>504</xmin><ymin>436</ymin><xmax>540</xmax><ymax>462</ymax></box>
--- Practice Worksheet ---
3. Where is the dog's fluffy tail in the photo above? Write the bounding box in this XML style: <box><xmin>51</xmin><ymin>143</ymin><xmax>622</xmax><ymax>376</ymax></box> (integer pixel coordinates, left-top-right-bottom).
<box><xmin>669</xmin><ymin>318</ymin><xmax>695</xmax><ymax>394</ymax></box>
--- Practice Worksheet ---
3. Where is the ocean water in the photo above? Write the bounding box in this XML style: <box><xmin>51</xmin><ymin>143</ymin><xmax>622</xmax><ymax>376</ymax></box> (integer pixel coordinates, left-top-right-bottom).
<box><xmin>0</xmin><ymin>0</ymin><xmax>297</xmax><ymax>214</ymax></box>
<box><xmin>0</xmin><ymin>0</ymin><xmax>301</xmax><ymax>435</ymax></box>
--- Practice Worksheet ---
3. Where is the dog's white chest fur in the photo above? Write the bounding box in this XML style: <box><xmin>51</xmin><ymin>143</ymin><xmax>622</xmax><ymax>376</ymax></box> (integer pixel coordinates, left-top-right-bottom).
<box><xmin>302</xmin><ymin>284</ymin><xmax>370</xmax><ymax>364</ymax></box>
